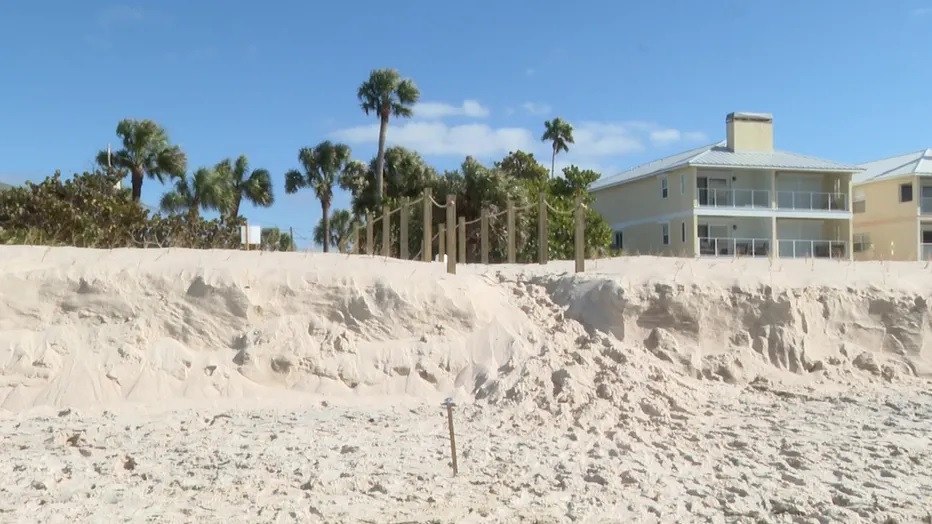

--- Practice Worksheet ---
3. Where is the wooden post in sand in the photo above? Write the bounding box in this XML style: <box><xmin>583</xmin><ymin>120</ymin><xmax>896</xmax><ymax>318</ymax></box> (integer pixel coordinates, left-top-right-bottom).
<box><xmin>382</xmin><ymin>204</ymin><xmax>391</xmax><ymax>258</ymax></box>
<box><xmin>480</xmin><ymin>208</ymin><xmax>489</xmax><ymax>264</ymax></box>
<box><xmin>445</xmin><ymin>194</ymin><xmax>456</xmax><ymax>275</ymax></box>
<box><xmin>442</xmin><ymin>398</ymin><xmax>458</xmax><ymax>476</ymax></box>
<box><xmin>400</xmin><ymin>198</ymin><xmax>409</xmax><ymax>260</ymax></box>
<box><xmin>457</xmin><ymin>216</ymin><xmax>466</xmax><ymax>265</ymax></box>
<box><xmin>574</xmin><ymin>195</ymin><xmax>585</xmax><ymax>273</ymax></box>
<box><xmin>506</xmin><ymin>200</ymin><xmax>516</xmax><ymax>264</ymax></box>
<box><xmin>422</xmin><ymin>188</ymin><xmax>432</xmax><ymax>263</ymax></box>
<box><xmin>365</xmin><ymin>213</ymin><xmax>374</xmax><ymax>255</ymax></box>
<box><xmin>538</xmin><ymin>192</ymin><xmax>547</xmax><ymax>265</ymax></box>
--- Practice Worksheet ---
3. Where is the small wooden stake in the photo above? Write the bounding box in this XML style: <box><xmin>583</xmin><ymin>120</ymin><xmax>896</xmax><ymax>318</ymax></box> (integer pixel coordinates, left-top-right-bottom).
<box><xmin>442</xmin><ymin>397</ymin><xmax>458</xmax><ymax>476</ymax></box>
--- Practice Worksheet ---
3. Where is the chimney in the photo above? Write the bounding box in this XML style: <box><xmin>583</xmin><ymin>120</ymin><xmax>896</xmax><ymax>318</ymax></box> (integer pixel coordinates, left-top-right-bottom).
<box><xmin>725</xmin><ymin>112</ymin><xmax>773</xmax><ymax>152</ymax></box>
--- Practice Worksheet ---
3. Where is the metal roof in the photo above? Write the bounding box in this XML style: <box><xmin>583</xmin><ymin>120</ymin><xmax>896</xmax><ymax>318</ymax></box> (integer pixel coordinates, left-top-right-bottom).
<box><xmin>853</xmin><ymin>149</ymin><xmax>932</xmax><ymax>184</ymax></box>
<box><xmin>592</xmin><ymin>140</ymin><xmax>862</xmax><ymax>191</ymax></box>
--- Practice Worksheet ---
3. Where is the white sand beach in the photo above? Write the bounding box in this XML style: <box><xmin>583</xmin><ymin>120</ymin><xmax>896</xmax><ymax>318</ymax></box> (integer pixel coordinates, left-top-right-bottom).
<box><xmin>1</xmin><ymin>246</ymin><xmax>931</xmax><ymax>523</ymax></box>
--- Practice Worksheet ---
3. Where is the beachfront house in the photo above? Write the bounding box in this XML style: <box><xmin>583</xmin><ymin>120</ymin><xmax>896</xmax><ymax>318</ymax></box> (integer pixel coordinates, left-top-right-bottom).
<box><xmin>590</xmin><ymin>112</ymin><xmax>861</xmax><ymax>259</ymax></box>
<box><xmin>850</xmin><ymin>150</ymin><xmax>932</xmax><ymax>261</ymax></box>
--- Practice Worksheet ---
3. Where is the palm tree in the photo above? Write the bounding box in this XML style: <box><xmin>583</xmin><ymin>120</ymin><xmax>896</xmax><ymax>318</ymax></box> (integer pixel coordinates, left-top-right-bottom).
<box><xmin>97</xmin><ymin>119</ymin><xmax>187</xmax><ymax>202</ymax></box>
<box><xmin>313</xmin><ymin>209</ymin><xmax>357</xmax><ymax>253</ymax></box>
<box><xmin>215</xmin><ymin>155</ymin><xmax>274</xmax><ymax>219</ymax></box>
<box><xmin>541</xmin><ymin>118</ymin><xmax>575</xmax><ymax>178</ymax></box>
<box><xmin>284</xmin><ymin>141</ymin><xmax>352</xmax><ymax>253</ymax></box>
<box><xmin>159</xmin><ymin>167</ymin><xmax>232</xmax><ymax>217</ymax></box>
<box><xmin>357</xmin><ymin>68</ymin><xmax>420</xmax><ymax>206</ymax></box>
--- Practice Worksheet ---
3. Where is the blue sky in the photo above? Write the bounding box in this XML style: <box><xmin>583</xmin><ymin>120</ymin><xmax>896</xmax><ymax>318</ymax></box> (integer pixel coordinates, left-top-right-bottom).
<box><xmin>1</xmin><ymin>1</ymin><xmax>931</xmax><ymax>247</ymax></box>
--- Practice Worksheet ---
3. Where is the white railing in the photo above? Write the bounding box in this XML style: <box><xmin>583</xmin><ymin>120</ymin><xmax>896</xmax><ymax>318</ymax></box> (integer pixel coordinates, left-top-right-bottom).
<box><xmin>698</xmin><ymin>237</ymin><xmax>770</xmax><ymax>257</ymax></box>
<box><xmin>778</xmin><ymin>239</ymin><xmax>848</xmax><ymax>259</ymax></box>
<box><xmin>922</xmin><ymin>243</ymin><xmax>932</xmax><ymax>261</ymax></box>
<box><xmin>776</xmin><ymin>191</ymin><xmax>848</xmax><ymax>211</ymax></box>
<box><xmin>697</xmin><ymin>188</ymin><xmax>770</xmax><ymax>208</ymax></box>
<box><xmin>920</xmin><ymin>197</ymin><xmax>932</xmax><ymax>215</ymax></box>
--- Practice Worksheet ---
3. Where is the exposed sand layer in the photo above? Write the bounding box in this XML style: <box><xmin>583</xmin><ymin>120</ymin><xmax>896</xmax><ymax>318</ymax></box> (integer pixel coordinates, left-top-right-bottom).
<box><xmin>1</xmin><ymin>246</ymin><xmax>931</xmax><ymax>523</ymax></box>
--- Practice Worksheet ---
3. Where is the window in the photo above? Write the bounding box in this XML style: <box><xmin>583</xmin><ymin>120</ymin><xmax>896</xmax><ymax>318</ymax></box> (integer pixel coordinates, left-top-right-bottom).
<box><xmin>660</xmin><ymin>175</ymin><xmax>668</xmax><ymax>199</ymax></box>
<box><xmin>853</xmin><ymin>189</ymin><xmax>866</xmax><ymax>213</ymax></box>
<box><xmin>680</xmin><ymin>174</ymin><xmax>686</xmax><ymax>194</ymax></box>
<box><xmin>612</xmin><ymin>231</ymin><xmax>623</xmax><ymax>250</ymax></box>
<box><xmin>853</xmin><ymin>233</ymin><xmax>872</xmax><ymax>253</ymax></box>
<box><xmin>661</xmin><ymin>223</ymin><xmax>670</xmax><ymax>245</ymax></box>
<box><xmin>900</xmin><ymin>183</ymin><xmax>913</xmax><ymax>203</ymax></box>
<box><xmin>681</xmin><ymin>221</ymin><xmax>686</xmax><ymax>243</ymax></box>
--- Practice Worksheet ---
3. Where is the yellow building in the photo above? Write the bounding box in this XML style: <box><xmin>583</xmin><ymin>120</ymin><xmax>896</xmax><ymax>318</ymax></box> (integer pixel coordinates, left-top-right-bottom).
<box><xmin>590</xmin><ymin>112</ymin><xmax>861</xmax><ymax>259</ymax></box>
<box><xmin>851</xmin><ymin>150</ymin><xmax>932</xmax><ymax>261</ymax></box>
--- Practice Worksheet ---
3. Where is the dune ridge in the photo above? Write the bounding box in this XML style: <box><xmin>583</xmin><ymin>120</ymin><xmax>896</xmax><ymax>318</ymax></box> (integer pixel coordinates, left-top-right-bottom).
<box><xmin>1</xmin><ymin>246</ymin><xmax>931</xmax><ymax>522</ymax></box>
<box><xmin>1</xmin><ymin>246</ymin><xmax>929</xmax><ymax>411</ymax></box>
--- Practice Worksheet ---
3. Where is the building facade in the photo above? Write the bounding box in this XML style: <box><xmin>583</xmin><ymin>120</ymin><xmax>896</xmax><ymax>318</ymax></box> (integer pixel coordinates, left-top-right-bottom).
<box><xmin>590</xmin><ymin>112</ymin><xmax>861</xmax><ymax>259</ymax></box>
<box><xmin>851</xmin><ymin>150</ymin><xmax>932</xmax><ymax>261</ymax></box>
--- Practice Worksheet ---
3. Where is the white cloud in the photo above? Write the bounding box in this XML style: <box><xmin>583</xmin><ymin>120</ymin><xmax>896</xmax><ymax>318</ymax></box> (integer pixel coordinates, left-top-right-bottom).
<box><xmin>330</xmin><ymin>117</ymin><xmax>707</xmax><ymax>164</ymax></box>
<box><xmin>331</xmin><ymin>122</ymin><xmax>533</xmax><ymax>156</ymax></box>
<box><xmin>521</xmin><ymin>102</ymin><xmax>551</xmax><ymax>116</ymax></box>
<box><xmin>414</xmin><ymin>100</ymin><xmax>490</xmax><ymax>119</ymax></box>
<box><xmin>570</xmin><ymin>123</ymin><xmax>645</xmax><ymax>156</ymax></box>
<box><xmin>649</xmin><ymin>128</ymin><xmax>682</xmax><ymax>146</ymax></box>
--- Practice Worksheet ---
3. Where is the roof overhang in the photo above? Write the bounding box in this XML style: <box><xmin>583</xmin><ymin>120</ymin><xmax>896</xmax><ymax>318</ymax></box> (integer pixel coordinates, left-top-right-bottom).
<box><xmin>591</xmin><ymin>166</ymin><xmax>689</xmax><ymax>193</ymax></box>
<box><xmin>690</xmin><ymin>162</ymin><xmax>863</xmax><ymax>173</ymax></box>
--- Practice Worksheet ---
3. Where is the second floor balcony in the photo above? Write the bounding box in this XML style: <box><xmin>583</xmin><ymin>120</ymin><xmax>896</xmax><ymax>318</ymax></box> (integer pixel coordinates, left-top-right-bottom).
<box><xmin>921</xmin><ymin>197</ymin><xmax>932</xmax><ymax>215</ymax></box>
<box><xmin>697</xmin><ymin>188</ymin><xmax>849</xmax><ymax>212</ymax></box>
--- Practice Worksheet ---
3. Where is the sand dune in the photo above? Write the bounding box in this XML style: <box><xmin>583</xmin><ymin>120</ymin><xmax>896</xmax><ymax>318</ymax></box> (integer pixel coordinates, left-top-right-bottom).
<box><xmin>1</xmin><ymin>246</ymin><xmax>931</xmax><ymax>523</ymax></box>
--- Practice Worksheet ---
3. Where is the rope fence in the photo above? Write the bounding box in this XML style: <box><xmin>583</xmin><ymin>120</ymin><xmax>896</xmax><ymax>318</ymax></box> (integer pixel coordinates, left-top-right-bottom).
<box><xmin>351</xmin><ymin>188</ymin><xmax>587</xmax><ymax>275</ymax></box>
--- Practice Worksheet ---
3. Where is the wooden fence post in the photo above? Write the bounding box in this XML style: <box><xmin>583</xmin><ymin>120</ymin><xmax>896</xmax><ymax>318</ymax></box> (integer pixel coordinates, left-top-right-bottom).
<box><xmin>365</xmin><ymin>213</ymin><xmax>374</xmax><ymax>255</ymax></box>
<box><xmin>446</xmin><ymin>194</ymin><xmax>456</xmax><ymax>275</ymax></box>
<box><xmin>438</xmin><ymin>224</ymin><xmax>446</xmax><ymax>261</ymax></box>
<box><xmin>480</xmin><ymin>208</ymin><xmax>489</xmax><ymax>264</ymax></box>
<box><xmin>458</xmin><ymin>216</ymin><xmax>466</xmax><ymax>264</ymax></box>
<box><xmin>382</xmin><ymin>204</ymin><xmax>391</xmax><ymax>258</ymax></box>
<box><xmin>574</xmin><ymin>195</ymin><xmax>585</xmax><ymax>273</ymax></box>
<box><xmin>538</xmin><ymin>192</ymin><xmax>548</xmax><ymax>265</ymax></box>
<box><xmin>400</xmin><ymin>198</ymin><xmax>409</xmax><ymax>260</ymax></box>
<box><xmin>506</xmin><ymin>200</ymin><xmax>516</xmax><ymax>263</ymax></box>
<box><xmin>423</xmin><ymin>188</ymin><xmax>432</xmax><ymax>263</ymax></box>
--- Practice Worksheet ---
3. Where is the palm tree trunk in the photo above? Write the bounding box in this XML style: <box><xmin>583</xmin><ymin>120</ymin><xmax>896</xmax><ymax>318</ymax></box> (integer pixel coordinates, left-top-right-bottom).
<box><xmin>321</xmin><ymin>201</ymin><xmax>332</xmax><ymax>253</ymax></box>
<box><xmin>231</xmin><ymin>192</ymin><xmax>242</xmax><ymax>219</ymax></box>
<box><xmin>131</xmin><ymin>168</ymin><xmax>145</xmax><ymax>202</ymax></box>
<box><xmin>550</xmin><ymin>147</ymin><xmax>556</xmax><ymax>179</ymax></box>
<box><xmin>374</xmin><ymin>114</ymin><xmax>389</xmax><ymax>206</ymax></box>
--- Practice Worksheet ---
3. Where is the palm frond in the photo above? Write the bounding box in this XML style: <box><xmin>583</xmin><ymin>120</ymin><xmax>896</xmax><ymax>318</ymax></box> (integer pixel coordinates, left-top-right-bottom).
<box><xmin>284</xmin><ymin>169</ymin><xmax>306</xmax><ymax>194</ymax></box>
<box><xmin>243</xmin><ymin>168</ymin><xmax>274</xmax><ymax>207</ymax></box>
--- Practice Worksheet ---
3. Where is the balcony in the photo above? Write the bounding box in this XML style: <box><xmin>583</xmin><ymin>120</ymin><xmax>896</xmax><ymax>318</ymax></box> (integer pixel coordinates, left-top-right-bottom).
<box><xmin>921</xmin><ymin>197</ymin><xmax>932</xmax><ymax>215</ymax></box>
<box><xmin>698</xmin><ymin>237</ymin><xmax>770</xmax><ymax>257</ymax></box>
<box><xmin>776</xmin><ymin>191</ymin><xmax>848</xmax><ymax>211</ymax></box>
<box><xmin>697</xmin><ymin>189</ymin><xmax>850</xmax><ymax>212</ymax></box>
<box><xmin>922</xmin><ymin>243</ymin><xmax>932</xmax><ymax>261</ymax></box>
<box><xmin>697</xmin><ymin>188</ymin><xmax>770</xmax><ymax>208</ymax></box>
<box><xmin>778</xmin><ymin>239</ymin><xmax>848</xmax><ymax>259</ymax></box>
